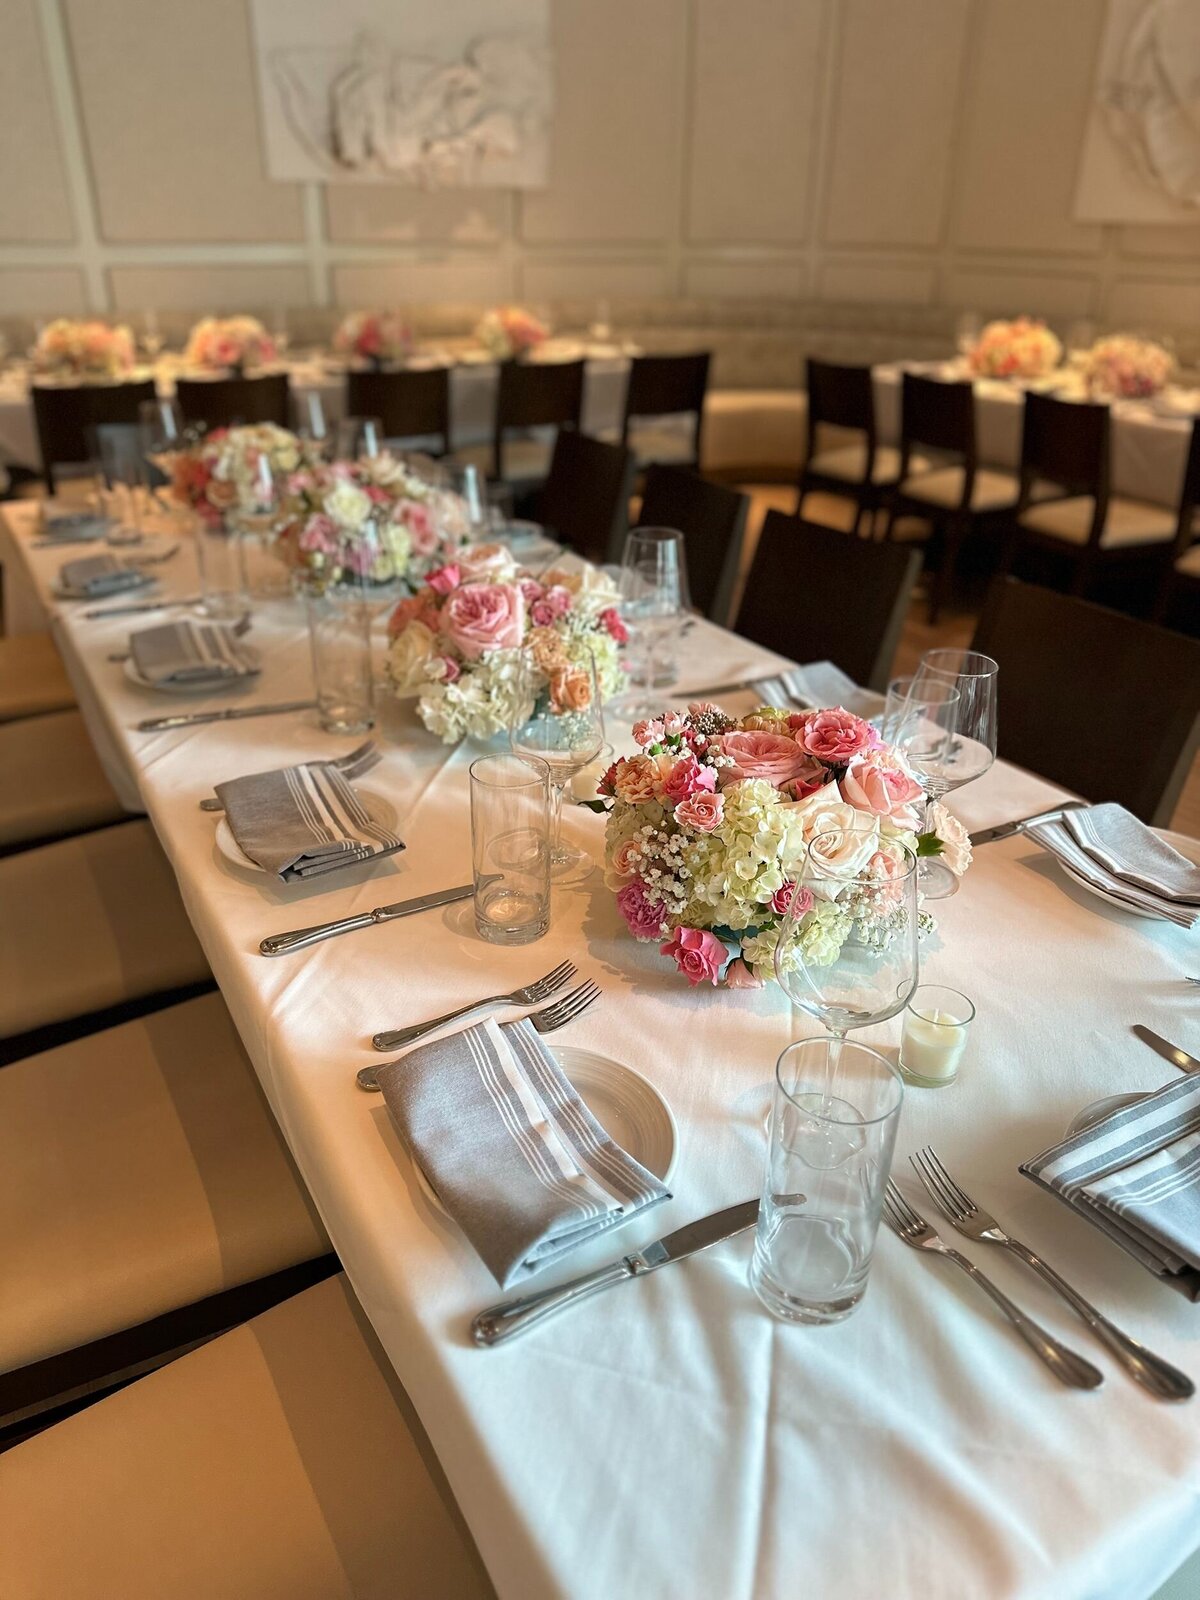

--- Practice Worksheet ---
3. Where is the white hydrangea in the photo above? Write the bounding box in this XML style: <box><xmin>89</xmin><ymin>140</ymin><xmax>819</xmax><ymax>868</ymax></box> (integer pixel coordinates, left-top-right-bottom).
<box><xmin>417</xmin><ymin>648</ymin><xmax>535</xmax><ymax>744</ymax></box>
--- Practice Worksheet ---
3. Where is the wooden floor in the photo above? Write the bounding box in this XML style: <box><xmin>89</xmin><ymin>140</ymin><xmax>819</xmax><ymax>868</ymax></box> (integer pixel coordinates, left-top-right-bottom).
<box><xmin>739</xmin><ymin>483</ymin><xmax>1200</xmax><ymax>839</ymax></box>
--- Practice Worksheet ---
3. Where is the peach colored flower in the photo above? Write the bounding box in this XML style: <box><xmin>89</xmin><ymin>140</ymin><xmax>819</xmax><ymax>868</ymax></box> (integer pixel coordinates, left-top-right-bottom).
<box><xmin>610</xmin><ymin>836</ymin><xmax>644</xmax><ymax>879</ymax></box>
<box><xmin>550</xmin><ymin>667</ymin><xmax>591</xmax><ymax>711</ymax></box>
<box><xmin>614</xmin><ymin>755</ymin><xmax>661</xmax><ymax>805</ymax></box>
<box><xmin>716</xmin><ymin>730</ymin><xmax>817</xmax><ymax>787</ymax></box>
<box><xmin>674</xmin><ymin>789</ymin><xmax>724</xmax><ymax>832</ymax></box>
<box><xmin>723</xmin><ymin>958</ymin><xmax>764</xmax><ymax>990</ymax></box>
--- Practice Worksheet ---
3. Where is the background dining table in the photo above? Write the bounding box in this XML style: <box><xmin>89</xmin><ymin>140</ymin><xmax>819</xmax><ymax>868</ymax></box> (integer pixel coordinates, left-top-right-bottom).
<box><xmin>2</xmin><ymin>498</ymin><xmax>1198</xmax><ymax>1600</ymax></box>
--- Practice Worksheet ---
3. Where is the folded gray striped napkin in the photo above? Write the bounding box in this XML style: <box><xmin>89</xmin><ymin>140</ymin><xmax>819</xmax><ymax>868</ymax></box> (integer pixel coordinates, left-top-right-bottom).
<box><xmin>130</xmin><ymin>620</ymin><xmax>257</xmax><ymax>686</ymax></box>
<box><xmin>1022</xmin><ymin>1075</ymin><xmax>1200</xmax><ymax>1300</ymax></box>
<box><xmin>60</xmin><ymin>554</ymin><xmax>145</xmax><ymax>596</ymax></box>
<box><xmin>1064</xmin><ymin>804</ymin><xmax>1200</xmax><ymax>905</ymax></box>
<box><xmin>753</xmin><ymin>661</ymin><xmax>884</xmax><ymax>720</ymax></box>
<box><xmin>43</xmin><ymin>509</ymin><xmax>106</xmax><ymax>541</ymax></box>
<box><xmin>377</xmin><ymin>1016</ymin><xmax>672</xmax><ymax>1288</ymax></box>
<box><xmin>1026</xmin><ymin>817</ymin><xmax>1196</xmax><ymax>929</ymax></box>
<box><xmin>214</xmin><ymin>750</ymin><xmax>403</xmax><ymax>880</ymax></box>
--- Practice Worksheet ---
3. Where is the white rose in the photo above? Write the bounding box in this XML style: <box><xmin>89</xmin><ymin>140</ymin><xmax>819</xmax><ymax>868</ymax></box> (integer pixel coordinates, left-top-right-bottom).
<box><xmin>387</xmin><ymin>621</ymin><xmax>438</xmax><ymax>693</ymax></box>
<box><xmin>323</xmin><ymin>480</ymin><xmax>373</xmax><ymax>531</ymax></box>
<box><xmin>458</xmin><ymin>542</ymin><xmax>517</xmax><ymax>582</ymax></box>
<box><xmin>802</xmin><ymin>805</ymin><xmax>879</xmax><ymax>898</ymax></box>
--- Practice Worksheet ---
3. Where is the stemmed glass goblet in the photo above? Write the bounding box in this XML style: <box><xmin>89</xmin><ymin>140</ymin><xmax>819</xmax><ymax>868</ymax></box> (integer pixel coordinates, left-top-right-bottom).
<box><xmin>880</xmin><ymin>674</ymin><xmax>963</xmax><ymax>901</ymax></box>
<box><xmin>912</xmin><ymin>647</ymin><xmax>998</xmax><ymax>895</ymax></box>
<box><xmin>510</xmin><ymin>654</ymin><xmax>605</xmax><ymax>884</ymax></box>
<box><xmin>617</xmin><ymin>526</ymin><xmax>689</xmax><ymax>714</ymax></box>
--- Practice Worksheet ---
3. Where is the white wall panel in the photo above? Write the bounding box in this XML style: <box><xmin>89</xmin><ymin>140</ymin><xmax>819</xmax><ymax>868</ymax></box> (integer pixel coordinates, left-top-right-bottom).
<box><xmin>109</xmin><ymin>265</ymin><xmax>311</xmax><ymax>314</ymax></box>
<box><xmin>0</xmin><ymin>0</ymin><xmax>74</xmax><ymax>243</ymax></box>
<box><xmin>1107</xmin><ymin>278</ymin><xmax>1200</xmax><ymax>333</ymax></box>
<box><xmin>823</xmin><ymin>0</ymin><xmax>969</xmax><ymax>248</ymax></box>
<box><xmin>0</xmin><ymin>269</ymin><xmax>86</xmax><ymax>316</ymax></box>
<box><xmin>819</xmin><ymin>260</ymin><xmax>936</xmax><ymax>305</ymax></box>
<box><xmin>947</xmin><ymin>269</ymin><xmax>1098</xmax><ymax>318</ymax></box>
<box><xmin>1117</xmin><ymin>225</ymin><xmax>1200</xmax><ymax>261</ymax></box>
<box><xmin>683</xmin><ymin>260</ymin><xmax>809</xmax><ymax>299</ymax></box>
<box><xmin>332</xmin><ymin>260</ymin><xmax>509</xmax><ymax>308</ymax></box>
<box><xmin>325</xmin><ymin>190</ymin><xmax>510</xmax><ymax>246</ymax></box>
<box><xmin>520</xmin><ymin>259</ymin><xmax>670</xmax><ymax>300</ymax></box>
<box><xmin>687</xmin><ymin>0</ymin><xmax>822</xmax><ymax>245</ymax></box>
<box><xmin>520</xmin><ymin>0</ymin><xmax>687</xmax><ymax>244</ymax></box>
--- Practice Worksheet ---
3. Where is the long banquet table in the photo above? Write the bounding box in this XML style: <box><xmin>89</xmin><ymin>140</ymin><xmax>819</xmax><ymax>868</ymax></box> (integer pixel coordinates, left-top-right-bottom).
<box><xmin>3</xmin><ymin>501</ymin><xmax>1199</xmax><ymax>1600</ymax></box>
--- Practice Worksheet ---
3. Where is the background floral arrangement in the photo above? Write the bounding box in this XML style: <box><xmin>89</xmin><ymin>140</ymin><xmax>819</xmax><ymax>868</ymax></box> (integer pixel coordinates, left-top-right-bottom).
<box><xmin>474</xmin><ymin>306</ymin><xmax>548</xmax><ymax>362</ymax></box>
<box><xmin>967</xmin><ymin>317</ymin><xmax>1062</xmax><ymax>380</ymax></box>
<box><xmin>386</xmin><ymin>547</ymin><xmax>626</xmax><ymax>743</ymax></box>
<box><xmin>168</xmin><ymin>422</ymin><xmax>304</xmax><ymax>527</ymax></box>
<box><xmin>1082</xmin><ymin>334</ymin><xmax>1173</xmax><ymax>400</ymax></box>
<box><xmin>333</xmin><ymin>310</ymin><xmax>413</xmax><ymax>366</ymax></box>
<box><xmin>601</xmin><ymin>703</ymin><xmax>970</xmax><ymax>989</ymax></box>
<box><xmin>278</xmin><ymin>453</ymin><xmax>469</xmax><ymax>591</ymax></box>
<box><xmin>184</xmin><ymin>315</ymin><xmax>278</xmax><ymax>372</ymax></box>
<box><xmin>33</xmin><ymin>318</ymin><xmax>135</xmax><ymax>380</ymax></box>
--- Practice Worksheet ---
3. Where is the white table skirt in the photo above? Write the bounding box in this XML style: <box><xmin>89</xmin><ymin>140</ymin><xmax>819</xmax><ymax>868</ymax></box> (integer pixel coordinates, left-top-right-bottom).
<box><xmin>4</xmin><ymin>499</ymin><xmax>1199</xmax><ymax>1600</ymax></box>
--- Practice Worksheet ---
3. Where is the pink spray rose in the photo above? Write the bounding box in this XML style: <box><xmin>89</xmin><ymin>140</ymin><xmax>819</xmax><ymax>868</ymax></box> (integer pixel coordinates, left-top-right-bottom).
<box><xmin>771</xmin><ymin>881</ymin><xmax>814</xmax><ymax>917</ymax></box>
<box><xmin>426</xmin><ymin>563</ymin><xmax>461</xmax><ymax>596</ymax></box>
<box><xmin>617</xmin><ymin>880</ymin><xmax>667</xmax><ymax>942</ymax></box>
<box><xmin>662</xmin><ymin>753</ymin><xmax>717</xmax><ymax>804</ymax></box>
<box><xmin>800</xmin><ymin>708</ymin><xmax>874</xmax><ymax>765</ymax></box>
<box><xmin>716</xmin><ymin>730</ymin><xmax>818</xmax><ymax>787</ymax></box>
<box><xmin>839</xmin><ymin>750</ymin><xmax>924</xmax><ymax>827</ymax></box>
<box><xmin>632</xmin><ymin>719</ymin><xmax>665</xmax><ymax>748</ymax></box>
<box><xmin>600</xmin><ymin>607</ymin><xmax>628</xmax><ymax>644</ymax></box>
<box><xmin>674</xmin><ymin>790</ymin><xmax>724</xmax><ymax>832</ymax></box>
<box><xmin>442</xmin><ymin>583</ymin><xmax>525</xmax><ymax>660</ymax></box>
<box><xmin>660</xmin><ymin>926</ymin><xmax>728</xmax><ymax>986</ymax></box>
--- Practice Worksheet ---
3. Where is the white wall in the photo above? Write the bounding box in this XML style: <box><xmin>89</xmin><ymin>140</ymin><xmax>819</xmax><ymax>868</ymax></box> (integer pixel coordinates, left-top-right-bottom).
<box><xmin>2</xmin><ymin>0</ymin><xmax>1198</xmax><ymax>329</ymax></box>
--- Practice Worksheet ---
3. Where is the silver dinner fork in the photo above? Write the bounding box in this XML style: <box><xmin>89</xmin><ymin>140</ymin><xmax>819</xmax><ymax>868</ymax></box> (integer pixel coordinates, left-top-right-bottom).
<box><xmin>198</xmin><ymin>739</ymin><xmax>379</xmax><ymax>811</ymax></box>
<box><xmin>356</xmin><ymin>977</ymin><xmax>599</xmax><ymax>1092</ymax></box>
<box><xmin>882</xmin><ymin>1182</ymin><xmax>1103</xmax><ymax>1389</ymax></box>
<box><xmin>910</xmin><ymin>1148</ymin><xmax>1193</xmax><ymax>1401</ymax></box>
<box><xmin>371</xmin><ymin>960</ymin><xmax>579</xmax><ymax>1051</ymax></box>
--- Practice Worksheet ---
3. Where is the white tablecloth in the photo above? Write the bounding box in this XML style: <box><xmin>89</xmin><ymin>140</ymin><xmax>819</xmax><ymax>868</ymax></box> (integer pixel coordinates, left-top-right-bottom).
<box><xmin>4</xmin><ymin>499</ymin><xmax>1199</xmax><ymax>1600</ymax></box>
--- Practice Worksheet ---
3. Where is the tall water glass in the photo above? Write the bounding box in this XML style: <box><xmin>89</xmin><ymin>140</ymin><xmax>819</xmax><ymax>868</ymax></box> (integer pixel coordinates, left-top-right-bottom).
<box><xmin>618</xmin><ymin>526</ymin><xmax>689</xmax><ymax>707</ymax></box>
<box><xmin>880</xmin><ymin>674</ymin><xmax>961</xmax><ymax>901</ymax></box>
<box><xmin>750</xmin><ymin>1036</ymin><xmax>903</xmax><ymax>1324</ymax></box>
<box><xmin>470</xmin><ymin>755</ymin><xmax>552</xmax><ymax>946</ymax></box>
<box><xmin>913</xmin><ymin>648</ymin><xmax>998</xmax><ymax>899</ymax></box>
<box><xmin>305</xmin><ymin>570</ymin><xmax>375</xmax><ymax>734</ymax></box>
<box><xmin>95</xmin><ymin>427</ymin><xmax>148</xmax><ymax>545</ymax></box>
<box><xmin>194</xmin><ymin>514</ymin><xmax>249</xmax><ymax>621</ymax></box>
<box><xmin>336</xmin><ymin>416</ymin><xmax>384</xmax><ymax>460</ymax></box>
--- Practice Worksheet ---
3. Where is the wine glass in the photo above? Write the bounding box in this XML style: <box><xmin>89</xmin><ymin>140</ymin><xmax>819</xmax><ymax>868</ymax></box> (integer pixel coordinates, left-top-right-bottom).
<box><xmin>271</xmin><ymin>306</ymin><xmax>290</xmax><ymax>360</ymax></box>
<box><xmin>880</xmin><ymin>674</ymin><xmax>963</xmax><ymax>901</ymax></box>
<box><xmin>617</xmin><ymin>526</ymin><xmax>689</xmax><ymax>713</ymax></box>
<box><xmin>913</xmin><ymin>649</ymin><xmax>998</xmax><ymax>897</ymax></box>
<box><xmin>233</xmin><ymin>453</ymin><xmax>291</xmax><ymax>600</ymax></box>
<box><xmin>336</xmin><ymin>416</ymin><xmax>383</xmax><ymax>461</ymax></box>
<box><xmin>510</xmin><ymin>654</ymin><xmax>605</xmax><ymax>884</ymax></box>
<box><xmin>298</xmin><ymin>392</ymin><xmax>330</xmax><ymax>456</ymax></box>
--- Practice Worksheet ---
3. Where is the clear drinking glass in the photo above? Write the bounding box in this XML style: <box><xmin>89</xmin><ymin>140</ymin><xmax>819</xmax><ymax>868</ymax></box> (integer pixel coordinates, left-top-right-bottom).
<box><xmin>140</xmin><ymin>309</ymin><xmax>163</xmax><ymax>362</ymax></box>
<box><xmin>510</xmin><ymin>655</ymin><xmax>604</xmax><ymax>884</ymax></box>
<box><xmin>955</xmin><ymin>310</ymin><xmax>981</xmax><ymax>361</ymax></box>
<box><xmin>298</xmin><ymin>392</ymin><xmax>330</xmax><ymax>456</ymax></box>
<box><xmin>304</xmin><ymin>563</ymin><xmax>375</xmax><ymax>735</ymax></box>
<box><xmin>750</xmin><ymin>1036</ymin><xmax>903</xmax><ymax>1324</ymax></box>
<box><xmin>194</xmin><ymin>513</ymin><xmax>249</xmax><ymax>621</ymax></box>
<box><xmin>94</xmin><ymin>429</ymin><xmax>148</xmax><ymax>546</ymax></box>
<box><xmin>913</xmin><ymin>649</ymin><xmax>998</xmax><ymax>898</ymax></box>
<box><xmin>470</xmin><ymin>754</ymin><xmax>552</xmax><ymax>945</ymax></box>
<box><xmin>618</xmin><ymin>526</ymin><xmax>689</xmax><ymax>709</ymax></box>
<box><xmin>335</xmin><ymin>416</ymin><xmax>384</xmax><ymax>461</ymax></box>
<box><xmin>232</xmin><ymin>453</ymin><xmax>291</xmax><ymax>600</ymax></box>
<box><xmin>880</xmin><ymin>674</ymin><xmax>962</xmax><ymax>901</ymax></box>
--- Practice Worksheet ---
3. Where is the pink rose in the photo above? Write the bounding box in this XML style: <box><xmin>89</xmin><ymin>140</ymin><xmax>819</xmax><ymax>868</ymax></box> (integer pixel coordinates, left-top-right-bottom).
<box><xmin>298</xmin><ymin>513</ymin><xmax>338</xmax><ymax>555</ymax></box>
<box><xmin>457</xmin><ymin>542</ymin><xmax>514</xmax><ymax>582</ymax></box>
<box><xmin>399</xmin><ymin>501</ymin><xmax>435</xmax><ymax>540</ymax></box>
<box><xmin>674</xmin><ymin>789</ymin><xmax>724</xmax><ymax>832</ymax></box>
<box><xmin>437</xmin><ymin>655</ymin><xmax>461</xmax><ymax>684</ymax></box>
<box><xmin>716</xmin><ymin>730</ymin><xmax>816</xmax><ymax>787</ymax></box>
<box><xmin>771</xmin><ymin>880</ymin><xmax>813</xmax><ymax>917</ymax></box>
<box><xmin>519</xmin><ymin>579</ymin><xmax>544</xmax><ymax>607</ymax></box>
<box><xmin>662</xmin><ymin>753</ymin><xmax>717</xmax><ymax>804</ymax></box>
<box><xmin>801</xmin><ymin>709</ymin><xmax>874</xmax><ymax>765</ymax></box>
<box><xmin>660</xmin><ymin>926</ymin><xmax>728</xmax><ymax>986</ymax></box>
<box><xmin>617</xmin><ymin>880</ymin><xmax>667</xmax><ymax>942</ymax></box>
<box><xmin>632</xmin><ymin>719</ymin><xmax>664</xmax><ymax>748</ymax></box>
<box><xmin>530</xmin><ymin>599</ymin><xmax>558</xmax><ymax>626</ymax></box>
<box><xmin>600</xmin><ymin>607</ymin><xmax>628</xmax><ymax>644</ymax></box>
<box><xmin>427</xmin><ymin>564</ymin><xmax>460</xmax><ymax>596</ymax></box>
<box><xmin>839</xmin><ymin>751</ymin><xmax>924</xmax><ymax>826</ymax></box>
<box><xmin>723</xmin><ymin>958</ymin><xmax>764</xmax><ymax>990</ymax></box>
<box><xmin>442</xmin><ymin>582</ymin><xmax>524</xmax><ymax>660</ymax></box>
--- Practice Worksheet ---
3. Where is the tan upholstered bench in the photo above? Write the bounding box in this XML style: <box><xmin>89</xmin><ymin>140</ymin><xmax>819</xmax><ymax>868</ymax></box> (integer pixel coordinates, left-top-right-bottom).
<box><xmin>0</xmin><ymin>632</ymin><xmax>76</xmax><ymax>722</ymax></box>
<box><xmin>0</xmin><ymin>708</ymin><xmax>127</xmax><ymax>848</ymax></box>
<box><xmin>701</xmin><ymin>389</ymin><xmax>806</xmax><ymax>483</ymax></box>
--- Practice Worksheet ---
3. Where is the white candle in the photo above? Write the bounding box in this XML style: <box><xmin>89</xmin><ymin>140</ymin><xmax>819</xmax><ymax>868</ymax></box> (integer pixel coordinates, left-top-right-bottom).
<box><xmin>900</xmin><ymin>986</ymin><xmax>975</xmax><ymax>1086</ymax></box>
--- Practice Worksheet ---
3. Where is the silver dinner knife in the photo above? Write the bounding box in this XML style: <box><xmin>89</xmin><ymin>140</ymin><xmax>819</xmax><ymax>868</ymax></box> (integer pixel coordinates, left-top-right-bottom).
<box><xmin>969</xmin><ymin>799</ymin><xmax>1089</xmax><ymax>846</ymax></box>
<box><xmin>259</xmin><ymin>883</ymin><xmax>475</xmax><ymax>956</ymax></box>
<box><xmin>1133</xmin><ymin>1025</ymin><xmax>1200</xmax><ymax>1075</ymax></box>
<box><xmin>135</xmin><ymin>699</ymin><xmax>317</xmax><ymax>732</ymax></box>
<box><xmin>471</xmin><ymin>1198</ymin><xmax>759</xmax><ymax>1347</ymax></box>
<box><xmin>85</xmin><ymin>594</ymin><xmax>200</xmax><ymax>618</ymax></box>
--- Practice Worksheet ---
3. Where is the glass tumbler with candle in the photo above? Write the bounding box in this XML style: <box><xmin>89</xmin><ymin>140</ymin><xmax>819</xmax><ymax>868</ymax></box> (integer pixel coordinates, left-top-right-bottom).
<box><xmin>750</xmin><ymin>1036</ymin><xmax>903</xmax><ymax>1324</ymax></box>
<box><xmin>899</xmin><ymin>985</ymin><xmax>975</xmax><ymax>1088</ymax></box>
<box><xmin>470</xmin><ymin>755</ymin><xmax>552</xmax><ymax>946</ymax></box>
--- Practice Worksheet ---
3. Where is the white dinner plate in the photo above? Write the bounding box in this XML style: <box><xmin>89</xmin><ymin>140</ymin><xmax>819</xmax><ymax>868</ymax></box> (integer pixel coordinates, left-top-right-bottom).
<box><xmin>123</xmin><ymin>645</ymin><xmax>262</xmax><ymax>696</ymax></box>
<box><xmin>213</xmin><ymin>787</ymin><xmax>398</xmax><ymax>875</ymax></box>
<box><xmin>1066</xmin><ymin>1091</ymin><xmax>1147</xmax><ymax>1138</ymax></box>
<box><xmin>412</xmin><ymin>1044</ymin><xmax>677</xmax><ymax>1215</ymax></box>
<box><xmin>1054</xmin><ymin>827</ymin><xmax>1200</xmax><ymax>921</ymax></box>
<box><xmin>53</xmin><ymin>573</ymin><xmax>157</xmax><ymax>601</ymax></box>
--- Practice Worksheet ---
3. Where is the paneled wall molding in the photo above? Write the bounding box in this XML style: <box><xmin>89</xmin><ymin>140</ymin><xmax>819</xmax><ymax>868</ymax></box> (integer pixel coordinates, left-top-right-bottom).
<box><xmin>0</xmin><ymin>0</ymin><xmax>1193</xmax><ymax>339</ymax></box>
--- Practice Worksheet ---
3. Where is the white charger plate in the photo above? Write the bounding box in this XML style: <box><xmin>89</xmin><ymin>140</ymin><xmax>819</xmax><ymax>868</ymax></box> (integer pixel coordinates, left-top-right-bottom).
<box><xmin>123</xmin><ymin>645</ymin><xmax>261</xmax><ymax>696</ymax></box>
<box><xmin>413</xmin><ymin>1044</ymin><xmax>677</xmax><ymax>1215</ymax></box>
<box><xmin>214</xmin><ymin>788</ymin><xmax>398</xmax><ymax>875</ymax></box>
<box><xmin>1055</xmin><ymin>826</ymin><xmax>1199</xmax><ymax>922</ymax></box>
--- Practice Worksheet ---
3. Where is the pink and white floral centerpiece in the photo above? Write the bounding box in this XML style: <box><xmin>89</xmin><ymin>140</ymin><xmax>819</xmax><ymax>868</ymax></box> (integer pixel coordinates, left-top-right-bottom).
<box><xmin>967</xmin><ymin>318</ymin><xmax>1062</xmax><ymax>380</ymax></box>
<box><xmin>333</xmin><ymin>310</ymin><xmax>414</xmax><ymax>367</ymax></box>
<box><xmin>34</xmin><ymin>319</ymin><xmax>135</xmax><ymax>381</ymax></box>
<box><xmin>183</xmin><ymin>315</ymin><xmax>278</xmax><ymax>373</ymax></box>
<box><xmin>601</xmin><ymin>703</ymin><xmax>969</xmax><ymax>988</ymax></box>
<box><xmin>386</xmin><ymin>548</ymin><xmax>626</xmax><ymax>742</ymax></box>
<box><xmin>474</xmin><ymin>306</ymin><xmax>548</xmax><ymax>362</ymax></box>
<box><xmin>1082</xmin><ymin>334</ymin><xmax>1174</xmax><ymax>400</ymax></box>
<box><xmin>168</xmin><ymin>422</ymin><xmax>305</xmax><ymax>527</ymax></box>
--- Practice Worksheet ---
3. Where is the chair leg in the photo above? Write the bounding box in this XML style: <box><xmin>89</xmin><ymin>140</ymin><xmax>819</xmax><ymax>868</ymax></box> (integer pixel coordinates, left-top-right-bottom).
<box><xmin>881</xmin><ymin>502</ymin><xmax>898</xmax><ymax>542</ymax></box>
<box><xmin>929</xmin><ymin>516</ymin><xmax>963</xmax><ymax>625</ymax></box>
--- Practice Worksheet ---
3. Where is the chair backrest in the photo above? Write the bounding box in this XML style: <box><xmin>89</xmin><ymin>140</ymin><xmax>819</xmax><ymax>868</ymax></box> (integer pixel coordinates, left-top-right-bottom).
<box><xmin>805</xmin><ymin>358</ymin><xmax>875</xmax><ymax>437</ymax></box>
<box><xmin>344</xmin><ymin>368</ymin><xmax>450</xmax><ymax>455</ymax></box>
<box><xmin>900</xmin><ymin>373</ymin><xmax>975</xmax><ymax>462</ymax></box>
<box><xmin>175</xmin><ymin>373</ymin><xmax>291</xmax><ymax>431</ymax></box>
<box><xmin>1169</xmin><ymin>416</ymin><xmax>1200</xmax><ymax>561</ymax></box>
<box><xmin>492</xmin><ymin>359</ymin><xmax>585</xmax><ymax>479</ymax></box>
<box><xmin>537</xmin><ymin>429</ymin><xmax>635</xmax><ymax>563</ymax></box>
<box><xmin>636</xmin><ymin>463</ymin><xmax>748</xmax><ymax>625</ymax></box>
<box><xmin>621</xmin><ymin>352</ymin><xmax>710</xmax><ymax>466</ymax></box>
<box><xmin>1018</xmin><ymin>392</ymin><xmax>1109</xmax><ymax>504</ymax></box>
<box><xmin>32</xmin><ymin>379</ymin><xmax>157</xmax><ymax>494</ymax></box>
<box><xmin>735</xmin><ymin>512</ymin><xmax>920</xmax><ymax>692</ymax></box>
<box><xmin>972</xmin><ymin>576</ymin><xmax>1200</xmax><ymax>824</ymax></box>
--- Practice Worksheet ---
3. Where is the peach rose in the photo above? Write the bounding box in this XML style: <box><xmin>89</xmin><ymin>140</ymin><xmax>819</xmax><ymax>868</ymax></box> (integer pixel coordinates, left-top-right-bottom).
<box><xmin>674</xmin><ymin>789</ymin><xmax>724</xmax><ymax>832</ymax></box>
<box><xmin>441</xmin><ymin>583</ymin><xmax>524</xmax><ymax>661</ymax></box>
<box><xmin>716</xmin><ymin>730</ymin><xmax>817</xmax><ymax>788</ymax></box>
<box><xmin>839</xmin><ymin>750</ymin><xmax>924</xmax><ymax>828</ymax></box>
<box><xmin>614</xmin><ymin>755</ymin><xmax>662</xmax><ymax>805</ymax></box>
<box><xmin>610</xmin><ymin>836</ymin><xmax>644</xmax><ymax>879</ymax></box>
<box><xmin>550</xmin><ymin>667</ymin><xmax>591</xmax><ymax>711</ymax></box>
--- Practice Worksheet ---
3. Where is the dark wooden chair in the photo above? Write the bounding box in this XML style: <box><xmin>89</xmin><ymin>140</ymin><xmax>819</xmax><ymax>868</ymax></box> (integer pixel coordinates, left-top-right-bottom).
<box><xmin>636</xmin><ymin>464</ymin><xmax>748</xmax><ymax>625</ymax></box>
<box><xmin>1153</xmin><ymin>418</ymin><xmax>1200</xmax><ymax>631</ymax></box>
<box><xmin>344</xmin><ymin>368</ymin><xmax>451</xmax><ymax>457</ymax></box>
<box><xmin>1003</xmin><ymin>392</ymin><xmax>1177</xmax><ymax>597</ymax></box>
<box><xmin>972</xmin><ymin>576</ymin><xmax>1200</xmax><ymax>824</ymax></box>
<box><xmin>466</xmin><ymin>358</ymin><xmax>585</xmax><ymax>487</ymax></box>
<box><xmin>175</xmin><ymin>372</ymin><xmax>291</xmax><ymax>432</ymax></box>
<box><xmin>537</xmin><ymin>430</ymin><xmax>634</xmax><ymax>564</ymax></box>
<box><xmin>31</xmin><ymin>379</ymin><xmax>156</xmax><ymax>495</ymax></box>
<box><xmin>736</xmin><ymin>512</ymin><xmax>920</xmax><ymax>693</ymax></box>
<box><xmin>798</xmin><ymin>358</ymin><xmax>901</xmax><ymax>535</ymax></box>
<box><xmin>620</xmin><ymin>352</ymin><xmax>710</xmax><ymax>471</ymax></box>
<box><xmin>884</xmin><ymin>374</ymin><xmax>1019</xmax><ymax>623</ymax></box>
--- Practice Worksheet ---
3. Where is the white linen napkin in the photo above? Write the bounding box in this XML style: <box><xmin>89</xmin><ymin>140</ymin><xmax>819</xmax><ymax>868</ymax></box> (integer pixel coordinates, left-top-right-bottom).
<box><xmin>1064</xmin><ymin>804</ymin><xmax>1200</xmax><ymax>905</ymax></box>
<box><xmin>1025</xmin><ymin>819</ymin><xmax>1197</xmax><ymax>930</ymax></box>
